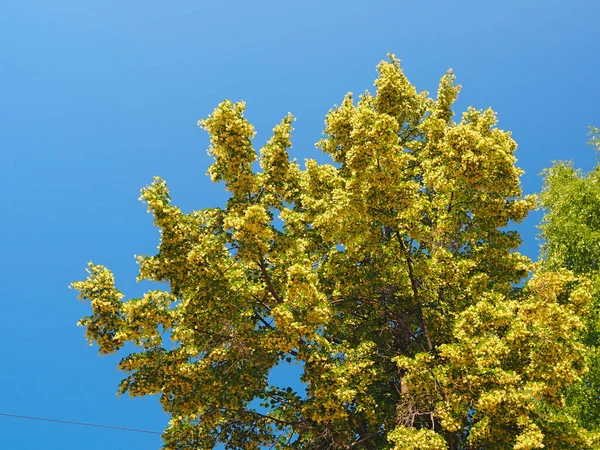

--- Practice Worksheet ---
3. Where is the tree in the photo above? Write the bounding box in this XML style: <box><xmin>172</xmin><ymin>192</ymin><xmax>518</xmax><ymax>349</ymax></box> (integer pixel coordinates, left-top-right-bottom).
<box><xmin>72</xmin><ymin>56</ymin><xmax>597</xmax><ymax>449</ymax></box>
<box><xmin>538</xmin><ymin>127</ymin><xmax>600</xmax><ymax>437</ymax></box>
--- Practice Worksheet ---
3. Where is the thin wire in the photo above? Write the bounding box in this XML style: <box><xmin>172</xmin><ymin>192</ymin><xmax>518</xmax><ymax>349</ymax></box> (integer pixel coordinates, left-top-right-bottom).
<box><xmin>0</xmin><ymin>412</ymin><xmax>161</xmax><ymax>435</ymax></box>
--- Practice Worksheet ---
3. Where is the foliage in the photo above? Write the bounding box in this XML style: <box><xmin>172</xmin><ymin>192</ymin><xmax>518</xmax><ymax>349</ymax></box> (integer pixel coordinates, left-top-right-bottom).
<box><xmin>538</xmin><ymin>128</ymin><xmax>600</xmax><ymax>437</ymax></box>
<box><xmin>72</xmin><ymin>56</ymin><xmax>597</xmax><ymax>449</ymax></box>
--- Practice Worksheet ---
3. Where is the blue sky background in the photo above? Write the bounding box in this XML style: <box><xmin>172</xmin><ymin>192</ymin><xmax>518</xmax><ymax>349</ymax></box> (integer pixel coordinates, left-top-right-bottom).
<box><xmin>1</xmin><ymin>1</ymin><xmax>599</xmax><ymax>448</ymax></box>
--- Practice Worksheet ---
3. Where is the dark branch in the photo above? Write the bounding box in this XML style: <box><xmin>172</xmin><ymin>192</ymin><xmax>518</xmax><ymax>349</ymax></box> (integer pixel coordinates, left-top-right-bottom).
<box><xmin>258</xmin><ymin>256</ymin><xmax>283</xmax><ymax>304</ymax></box>
<box><xmin>396</xmin><ymin>232</ymin><xmax>433</xmax><ymax>352</ymax></box>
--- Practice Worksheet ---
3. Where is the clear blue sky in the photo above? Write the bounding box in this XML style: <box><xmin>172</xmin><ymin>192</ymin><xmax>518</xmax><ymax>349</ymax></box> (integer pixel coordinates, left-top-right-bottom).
<box><xmin>1</xmin><ymin>1</ymin><xmax>598</xmax><ymax>448</ymax></box>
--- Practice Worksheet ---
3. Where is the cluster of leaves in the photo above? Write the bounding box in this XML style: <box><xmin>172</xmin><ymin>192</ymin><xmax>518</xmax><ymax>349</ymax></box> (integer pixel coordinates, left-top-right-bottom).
<box><xmin>538</xmin><ymin>127</ymin><xmax>600</xmax><ymax>438</ymax></box>
<box><xmin>72</xmin><ymin>57</ymin><xmax>599</xmax><ymax>449</ymax></box>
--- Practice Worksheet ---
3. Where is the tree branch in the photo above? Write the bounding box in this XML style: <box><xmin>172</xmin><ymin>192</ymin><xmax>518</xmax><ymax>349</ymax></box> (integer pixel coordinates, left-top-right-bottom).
<box><xmin>446</xmin><ymin>191</ymin><xmax>454</xmax><ymax>214</ymax></box>
<box><xmin>396</xmin><ymin>232</ymin><xmax>433</xmax><ymax>352</ymax></box>
<box><xmin>348</xmin><ymin>411</ymin><xmax>377</xmax><ymax>450</ymax></box>
<box><xmin>254</xmin><ymin>312</ymin><xmax>275</xmax><ymax>330</ymax></box>
<box><xmin>247</xmin><ymin>410</ymin><xmax>305</xmax><ymax>429</ymax></box>
<box><xmin>253</xmin><ymin>186</ymin><xmax>266</xmax><ymax>204</ymax></box>
<box><xmin>258</xmin><ymin>256</ymin><xmax>283</xmax><ymax>304</ymax></box>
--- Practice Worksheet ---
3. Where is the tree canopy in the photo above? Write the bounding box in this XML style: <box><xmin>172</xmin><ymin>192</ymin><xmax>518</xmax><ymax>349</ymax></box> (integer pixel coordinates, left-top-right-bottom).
<box><xmin>72</xmin><ymin>56</ymin><xmax>599</xmax><ymax>449</ymax></box>
<box><xmin>538</xmin><ymin>127</ymin><xmax>600</xmax><ymax>438</ymax></box>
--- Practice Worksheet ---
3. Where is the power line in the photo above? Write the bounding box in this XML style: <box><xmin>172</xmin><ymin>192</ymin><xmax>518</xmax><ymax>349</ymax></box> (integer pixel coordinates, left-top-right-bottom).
<box><xmin>0</xmin><ymin>412</ymin><xmax>161</xmax><ymax>435</ymax></box>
